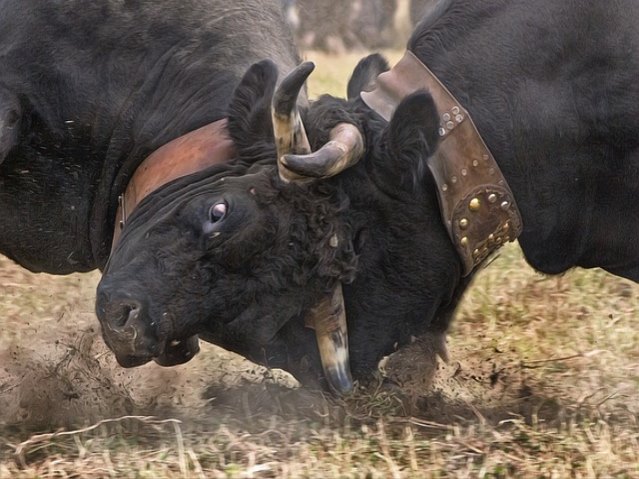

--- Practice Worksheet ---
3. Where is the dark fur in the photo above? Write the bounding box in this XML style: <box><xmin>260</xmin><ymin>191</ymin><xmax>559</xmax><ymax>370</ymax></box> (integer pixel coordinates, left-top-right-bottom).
<box><xmin>0</xmin><ymin>86</ymin><xmax>21</xmax><ymax>165</ymax></box>
<box><xmin>99</xmin><ymin>0</ymin><xmax>639</xmax><ymax>387</ymax></box>
<box><xmin>409</xmin><ymin>0</ymin><xmax>639</xmax><ymax>279</ymax></box>
<box><xmin>0</xmin><ymin>0</ymin><xmax>299</xmax><ymax>273</ymax></box>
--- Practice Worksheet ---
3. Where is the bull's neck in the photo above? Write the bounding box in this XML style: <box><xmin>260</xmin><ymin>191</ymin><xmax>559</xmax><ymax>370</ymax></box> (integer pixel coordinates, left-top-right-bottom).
<box><xmin>361</xmin><ymin>50</ymin><xmax>522</xmax><ymax>276</ymax></box>
<box><xmin>89</xmin><ymin>65</ymin><xmax>238</xmax><ymax>269</ymax></box>
<box><xmin>407</xmin><ymin>0</ymin><xmax>639</xmax><ymax>277</ymax></box>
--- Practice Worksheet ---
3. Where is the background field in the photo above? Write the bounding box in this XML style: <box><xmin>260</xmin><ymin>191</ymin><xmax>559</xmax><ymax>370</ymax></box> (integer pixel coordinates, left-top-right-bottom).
<box><xmin>1</xmin><ymin>50</ymin><xmax>638</xmax><ymax>479</ymax></box>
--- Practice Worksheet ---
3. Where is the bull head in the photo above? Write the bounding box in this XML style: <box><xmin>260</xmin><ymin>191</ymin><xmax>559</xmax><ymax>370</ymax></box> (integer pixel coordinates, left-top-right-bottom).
<box><xmin>271</xmin><ymin>62</ymin><xmax>365</xmax><ymax>395</ymax></box>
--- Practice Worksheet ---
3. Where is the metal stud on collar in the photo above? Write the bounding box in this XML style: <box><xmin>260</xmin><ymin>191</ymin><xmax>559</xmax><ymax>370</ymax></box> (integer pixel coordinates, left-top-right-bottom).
<box><xmin>438</xmin><ymin>104</ymin><xmax>466</xmax><ymax>138</ymax></box>
<box><xmin>451</xmin><ymin>188</ymin><xmax>521</xmax><ymax>273</ymax></box>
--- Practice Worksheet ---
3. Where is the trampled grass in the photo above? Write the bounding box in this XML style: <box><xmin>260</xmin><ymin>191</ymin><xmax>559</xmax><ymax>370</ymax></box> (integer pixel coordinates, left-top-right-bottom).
<box><xmin>0</xmin><ymin>50</ymin><xmax>638</xmax><ymax>478</ymax></box>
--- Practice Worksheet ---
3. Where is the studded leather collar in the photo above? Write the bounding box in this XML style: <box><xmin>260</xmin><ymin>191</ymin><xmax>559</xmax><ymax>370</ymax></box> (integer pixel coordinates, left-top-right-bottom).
<box><xmin>111</xmin><ymin>118</ymin><xmax>236</xmax><ymax>248</ymax></box>
<box><xmin>361</xmin><ymin>50</ymin><xmax>522</xmax><ymax>276</ymax></box>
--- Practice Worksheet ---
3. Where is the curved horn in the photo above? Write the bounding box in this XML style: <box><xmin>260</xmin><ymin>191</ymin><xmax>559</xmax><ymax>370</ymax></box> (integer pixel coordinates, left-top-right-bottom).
<box><xmin>272</xmin><ymin>62</ymin><xmax>314</xmax><ymax>182</ymax></box>
<box><xmin>304</xmin><ymin>283</ymin><xmax>353</xmax><ymax>395</ymax></box>
<box><xmin>280</xmin><ymin>122</ymin><xmax>364</xmax><ymax>179</ymax></box>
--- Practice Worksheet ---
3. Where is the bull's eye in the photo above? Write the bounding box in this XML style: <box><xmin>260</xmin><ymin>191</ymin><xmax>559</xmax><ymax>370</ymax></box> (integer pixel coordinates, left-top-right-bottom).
<box><xmin>209</xmin><ymin>201</ymin><xmax>227</xmax><ymax>223</ymax></box>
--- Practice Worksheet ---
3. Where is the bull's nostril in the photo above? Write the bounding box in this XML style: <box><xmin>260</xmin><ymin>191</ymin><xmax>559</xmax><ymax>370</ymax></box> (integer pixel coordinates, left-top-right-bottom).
<box><xmin>108</xmin><ymin>300</ymin><xmax>142</xmax><ymax>329</ymax></box>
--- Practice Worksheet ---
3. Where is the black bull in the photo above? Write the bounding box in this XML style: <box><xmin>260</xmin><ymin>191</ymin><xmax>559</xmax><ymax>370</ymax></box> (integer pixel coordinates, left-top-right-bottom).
<box><xmin>0</xmin><ymin>2</ymin><xmax>299</xmax><ymax>359</ymax></box>
<box><xmin>96</xmin><ymin>0</ymin><xmax>639</xmax><ymax>392</ymax></box>
<box><xmin>98</xmin><ymin>0</ymin><xmax>639</xmax><ymax>393</ymax></box>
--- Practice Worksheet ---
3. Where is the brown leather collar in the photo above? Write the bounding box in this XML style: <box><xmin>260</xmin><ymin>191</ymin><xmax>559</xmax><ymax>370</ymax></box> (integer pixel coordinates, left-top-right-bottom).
<box><xmin>361</xmin><ymin>50</ymin><xmax>522</xmax><ymax>276</ymax></box>
<box><xmin>111</xmin><ymin>118</ymin><xmax>236</xmax><ymax>248</ymax></box>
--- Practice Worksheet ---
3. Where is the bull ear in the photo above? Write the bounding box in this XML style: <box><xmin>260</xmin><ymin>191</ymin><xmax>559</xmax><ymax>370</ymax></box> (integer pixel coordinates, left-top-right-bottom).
<box><xmin>378</xmin><ymin>91</ymin><xmax>440</xmax><ymax>187</ymax></box>
<box><xmin>227</xmin><ymin>60</ymin><xmax>278</xmax><ymax>156</ymax></box>
<box><xmin>346</xmin><ymin>53</ymin><xmax>389</xmax><ymax>100</ymax></box>
<box><xmin>388</xmin><ymin>91</ymin><xmax>440</xmax><ymax>157</ymax></box>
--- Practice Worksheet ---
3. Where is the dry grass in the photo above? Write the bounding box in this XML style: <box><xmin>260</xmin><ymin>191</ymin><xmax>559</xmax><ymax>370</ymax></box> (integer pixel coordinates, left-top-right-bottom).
<box><xmin>0</xmin><ymin>49</ymin><xmax>638</xmax><ymax>478</ymax></box>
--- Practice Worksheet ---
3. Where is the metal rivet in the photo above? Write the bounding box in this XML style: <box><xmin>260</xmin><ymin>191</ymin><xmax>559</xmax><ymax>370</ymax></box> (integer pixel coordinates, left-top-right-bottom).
<box><xmin>496</xmin><ymin>237</ymin><xmax>503</xmax><ymax>244</ymax></box>
<box><xmin>452</xmin><ymin>106</ymin><xmax>460</xmax><ymax>115</ymax></box>
<box><xmin>461</xmin><ymin>168</ymin><xmax>468</xmax><ymax>176</ymax></box>
<box><xmin>489</xmin><ymin>167</ymin><xmax>495</xmax><ymax>175</ymax></box>
<box><xmin>488</xmin><ymin>233</ymin><xmax>495</xmax><ymax>242</ymax></box>
<box><xmin>442</xmin><ymin>112</ymin><xmax>451</xmax><ymax>122</ymax></box>
<box><xmin>459</xmin><ymin>218</ymin><xmax>469</xmax><ymax>229</ymax></box>
<box><xmin>472</xmin><ymin>160</ymin><xmax>479</xmax><ymax>167</ymax></box>
<box><xmin>473</xmin><ymin>249</ymin><xmax>480</xmax><ymax>258</ymax></box>
<box><xmin>442</xmin><ymin>184</ymin><xmax>448</xmax><ymax>192</ymax></box>
<box><xmin>488</xmin><ymin>193</ymin><xmax>497</xmax><ymax>203</ymax></box>
<box><xmin>446</xmin><ymin>121</ymin><xmax>455</xmax><ymax>130</ymax></box>
<box><xmin>503</xmin><ymin>222</ymin><xmax>510</xmax><ymax>231</ymax></box>
<box><xmin>482</xmin><ymin>154</ymin><xmax>489</xmax><ymax>161</ymax></box>
<box><xmin>455</xmin><ymin>114</ymin><xmax>464</xmax><ymax>123</ymax></box>
<box><xmin>460</xmin><ymin>237</ymin><xmax>468</xmax><ymax>247</ymax></box>
<box><xmin>451</xmin><ymin>176</ymin><xmax>458</xmax><ymax>184</ymax></box>
<box><xmin>469</xmin><ymin>198</ymin><xmax>480</xmax><ymax>211</ymax></box>
<box><xmin>439</xmin><ymin>127</ymin><xmax>446</xmax><ymax>137</ymax></box>
<box><xmin>329</xmin><ymin>234</ymin><xmax>339</xmax><ymax>248</ymax></box>
<box><xmin>501</xmin><ymin>201</ymin><xmax>510</xmax><ymax>210</ymax></box>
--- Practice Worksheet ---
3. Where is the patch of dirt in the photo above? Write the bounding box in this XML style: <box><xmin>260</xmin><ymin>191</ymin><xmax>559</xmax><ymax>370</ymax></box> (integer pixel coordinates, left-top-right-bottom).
<box><xmin>378</xmin><ymin>335</ymin><xmax>638</xmax><ymax>432</ymax></box>
<box><xmin>377</xmin><ymin>337</ymin><xmax>534</xmax><ymax>422</ymax></box>
<box><xmin>0</xmin><ymin>314</ymin><xmax>301</xmax><ymax>432</ymax></box>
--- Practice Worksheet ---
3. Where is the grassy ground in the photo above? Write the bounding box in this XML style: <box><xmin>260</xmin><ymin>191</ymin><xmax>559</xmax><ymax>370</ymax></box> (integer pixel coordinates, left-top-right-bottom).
<box><xmin>1</xmin><ymin>50</ymin><xmax>638</xmax><ymax>478</ymax></box>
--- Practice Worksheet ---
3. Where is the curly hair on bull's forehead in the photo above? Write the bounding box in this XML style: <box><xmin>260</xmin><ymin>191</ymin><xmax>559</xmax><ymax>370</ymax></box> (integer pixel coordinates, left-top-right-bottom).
<box><xmin>266</xmin><ymin>175</ymin><xmax>359</xmax><ymax>285</ymax></box>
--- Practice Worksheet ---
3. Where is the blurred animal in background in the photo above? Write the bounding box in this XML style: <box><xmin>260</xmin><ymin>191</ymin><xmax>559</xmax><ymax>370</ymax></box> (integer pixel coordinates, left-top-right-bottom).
<box><xmin>409</xmin><ymin>0</ymin><xmax>439</xmax><ymax>26</ymax></box>
<box><xmin>283</xmin><ymin>0</ymin><xmax>399</xmax><ymax>52</ymax></box>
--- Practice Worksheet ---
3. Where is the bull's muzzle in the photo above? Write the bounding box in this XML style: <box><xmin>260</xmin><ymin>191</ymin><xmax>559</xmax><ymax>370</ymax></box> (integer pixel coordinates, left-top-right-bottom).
<box><xmin>153</xmin><ymin>335</ymin><xmax>200</xmax><ymax>366</ymax></box>
<box><xmin>96</xmin><ymin>285</ymin><xmax>199</xmax><ymax>368</ymax></box>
